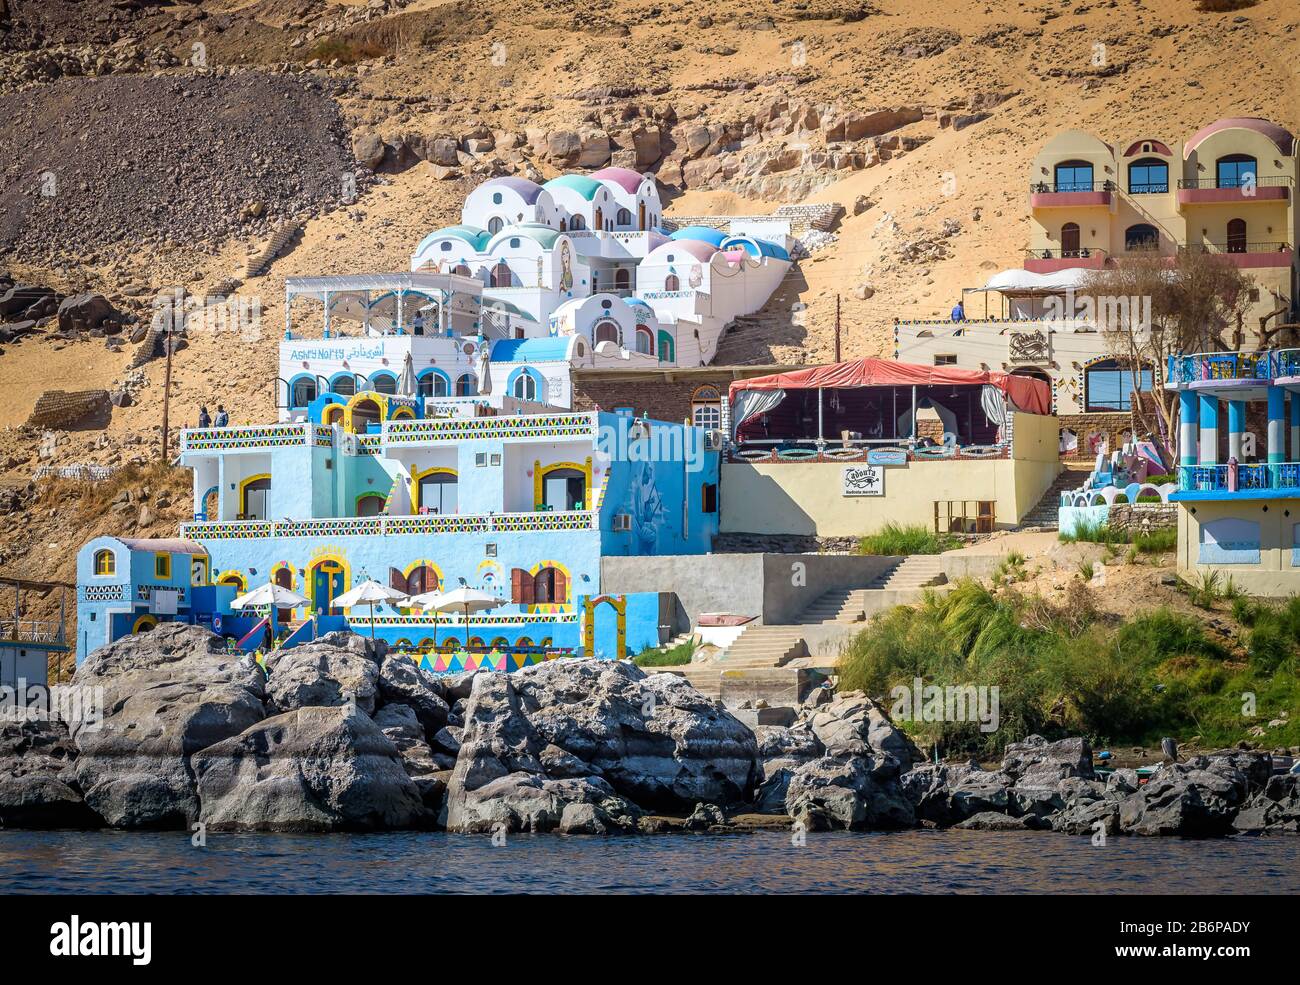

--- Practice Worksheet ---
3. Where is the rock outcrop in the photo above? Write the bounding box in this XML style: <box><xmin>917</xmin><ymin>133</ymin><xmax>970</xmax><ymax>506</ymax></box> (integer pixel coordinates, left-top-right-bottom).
<box><xmin>0</xmin><ymin>720</ymin><xmax>99</xmax><ymax>829</ymax></box>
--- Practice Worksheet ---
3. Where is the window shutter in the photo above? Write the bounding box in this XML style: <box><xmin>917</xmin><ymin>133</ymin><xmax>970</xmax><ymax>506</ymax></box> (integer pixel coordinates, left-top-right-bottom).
<box><xmin>552</xmin><ymin>568</ymin><xmax>567</xmax><ymax>605</ymax></box>
<box><xmin>389</xmin><ymin>567</ymin><xmax>407</xmax><ymax>594</ymax></box>
<box><xmin>511</xmin><ymin>567</ymin><xmax>525</xmax><ymax>603</ymax></box>
<box><xmin>521</xmin><ymin>571</ymin><xmax>536</xmax><ymax>605</ymax></box>
<box><xmin>424</xmin><ymin>565</ymin><xmax>439</xmax><ymax>594</ymax></box>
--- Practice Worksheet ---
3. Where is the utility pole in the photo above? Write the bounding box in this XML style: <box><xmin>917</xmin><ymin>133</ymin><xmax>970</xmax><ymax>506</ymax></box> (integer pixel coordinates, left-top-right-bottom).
<box><xmin>834</xmin><ymin>293</ymin><xmax>842</xmax><ymax>363</ymax></box>
<box><xmin>159</xmin><ymin>297</ymin><xmax>175</xmax><ymax>462</ymax></box>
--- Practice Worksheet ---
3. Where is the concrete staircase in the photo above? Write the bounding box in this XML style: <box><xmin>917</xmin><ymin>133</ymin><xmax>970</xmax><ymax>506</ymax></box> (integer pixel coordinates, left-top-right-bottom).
<box><xmin>1017</xmin><ymin>464</ymin><xmax>1092</xmax><ymax>530</ymax></box>
<box><xmin>866</xmin><ymin>555</ymin><xmax>946</xmax><ymax>590</ymax></box>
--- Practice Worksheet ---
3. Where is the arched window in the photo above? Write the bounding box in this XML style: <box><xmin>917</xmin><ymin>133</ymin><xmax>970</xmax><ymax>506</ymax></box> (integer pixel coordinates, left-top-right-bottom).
<box><xmin>533</xmin><ymin>566</ymin><xmax>567</xmax><ymax>604</ymax></box>
<box><xmin>593</xmin><ymin>320</ymin><xmax>620</xmax><ymax>345</ymax></box>
<box><xmin>371</xmin><ymin>374</ymin><xmax>397</xmax><ymax>395</ymax></box>
<box><xmin>614</xmin><ymin>268</ymin><xmax>631</xmax><ymax>291</ymax></box>
<box><xmin>487</xmin><ymin>216</ymin><xmax>504</xmax><ymax>234</ymax></box>
<box><xmin>594</xmin><ymin>207</ymin><xmax>603</xmax><ymax>230</ymax></box>
<box><xmin>350</xmin><ymin>398</ymin><xmax>381</xmax><ymax>434</ymax></box>
<box><xmin>93</xmin><ymin>549</ymin><xmax>116</xmax><ymax>576</ymax></box>
<box><xmin>1085</xmin><ymin>359</ymin><xmax>1152</xmax><ymax>412</ymax></box>
<box><xmin>490</xmin><ymin>261</ymin><xmax>512</xmax><ymax>288</ymax></box>
<box><xmin>456</xmin><ymin>373</ymin><xmax>477</xmax><ymax>396</ymax></box>
<box><xmin>1128</xmin><ymin>157</ymin><xmax>1168</xmax><ymax>194</ymax></box>
<box><xmin>332</xmin><ymin>375</ymin><xmax>356</xmax><ymax>398</ymax></box>
<box><xmin>1125</xmin><ymin>224</ymin><xmax>1160</xmax><ymax>252</ymax></box>
<box><xmin>1216</xmin><ymin>154</ymin><xmax>1256</xmax><ymax>189</ymax></box>
<box><xmin>356</xmin><ymin>493</ymin><xmax>386</xmax><ymax>517</ymax></box>
<box><xmin>1054</xmin><ymin>160</ymin><xmax>1094</xmax><ymax>193</ymax></box>
<box><xmin>569</xmin><ymin>215</ymin><xmax>585</xmax><ymax>231</ymax></box>
<box><xmin>241</xmin><ymin>476</ymin><xmax>271</xmax><ymax>520</ymax></box>
<box><xmin>635</xmin><ymin>326</ymin><xmax>654</xmax><ymax>354</ymax></box>
<box><xmin>691</xmin><ymin>385</ymin><xmax>722</xmax><ymax>430</ymax></box>
<box><xmin>513</xmin><ymin>372</ymin><xmax>538</xmax><ymax>401</ymax></box>
<box><xmin>404</xmin><ymin>564</ymin><xmax>439</xmax><ymax>596</ymax></box>
<box><xmin>290</xmin><ymin>377</ymin><xmax>317</xmax><ymax>408</ymax></box>
<box><xmin>1226</xmin><ymin>218</ymin><xmax>1247</xmax><ymax>254</ymax></box>
<box><xmin>1060</xmin><ymin>223</ymin><xmax>1081</xmax><ymax>257</ymax></box>
<box><xmin>417</xmin><ymin>472</ymin><xmax>458</xmax><ymax>514</ymax></box>
<box><xmin>542</xmin><ymin>468</ymin><xmax>586</xmax><ymax>510</ymax></box>
<box><xmin>616</xmin><ymin>207</ymin><xmax>631</xmax><ymax>227</ymax></box>
<box><xmin>664</xmin><ymin>273</ymin><xmax>680</xmax><ymax>292</ymax></box>
<box><xmin>419</xmin><ymin>373</ymin><xmax>449</xmax><ymax>398</ymax></box>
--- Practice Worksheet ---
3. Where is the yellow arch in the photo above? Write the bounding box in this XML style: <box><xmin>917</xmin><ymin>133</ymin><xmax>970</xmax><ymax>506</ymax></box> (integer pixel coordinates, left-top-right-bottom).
<box><xmin>132</xmin><ymin>614</ymin><xmax>159</xmax><ymax>634</ymax></box>
<box><xmin>238</xmin><ymin>473</ymin><xmax>271</xmax><ymax>518</ymax></box>
<box><xmin>307</xmin><ymin>553</ymin><xmax>351</xmax><ymax>616</ymax></box>
<box><xmin>526</xmin><ymin>558</ymin><xmax>573</xmax><ymax>612</ymax></box>
<box><xmin>390</xmin><ymin>406</ymin><xmax>415</xmax><ymax>420</ymax></box>
<box><xmin>321</xmin><ymin>402</ymin><xmax>346</xmax><ymax>427</ymax></box>
<box><xmin>411</xmin><ymin>466</ymin><xmax>457</xmax><ymax>511</ymax></box>
<box><xmin>581</xmin><ymin>594</ymin><xmax>627</xmax><ymax>659</ymax></box>
<box><xmin>216</xmin><ymin>569</ymin><xmax>247</xmax><ymax>593</ymax></box>
<box><xmin>343</xmin><ymin>390</ymin><xmax>389</xmax><ymax>434</ymax></box>
<box><xmin>534</xmin><ymin>457</ymin><xmax>593</xmax><ymax>509</ymax></box>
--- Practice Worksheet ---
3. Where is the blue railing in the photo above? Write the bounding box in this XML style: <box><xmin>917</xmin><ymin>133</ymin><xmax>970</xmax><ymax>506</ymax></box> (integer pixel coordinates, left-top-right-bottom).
<box><xmin>1178</xmin><ymin>462</ymin><xmax>1300</xmax><ymax>492</ymax></box>
<box><xmin>1166</xmin><ymin>350</ymin><xmax>1300</xmax><ymax>385</ymax></box>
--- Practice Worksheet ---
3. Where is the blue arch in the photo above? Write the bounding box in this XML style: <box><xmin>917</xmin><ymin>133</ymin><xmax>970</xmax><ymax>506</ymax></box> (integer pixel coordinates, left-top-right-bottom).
<box><xmin>506</xmin><ymin>366</ymin><xmax>545</xmax><ymax>400</ymax></box>
<box><xmin>369</xmin><ymin>371</ymin><xmax>398</xmax><ymax>394</ymax></box>
<box><xmin>287</xmin><ymin>373</ymin><xmax>319</xmax><ymax>408</ymax></box>
<box><xmin>328</xmin><ymin>371</ymin><xmax>359</xmax><ymax>394</ymax></box>
<box><xmin>417</xmin><ymin>368</ymin><xmax>451</xmax><ymax>396</ymax></box>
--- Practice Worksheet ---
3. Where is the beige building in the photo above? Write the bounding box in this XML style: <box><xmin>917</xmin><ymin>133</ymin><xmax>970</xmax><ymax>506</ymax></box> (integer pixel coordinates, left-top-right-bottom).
<box><xmin>897</xmin><ymin>117</ymin><xmax>1299</xmax><ymax>456</ymax></box>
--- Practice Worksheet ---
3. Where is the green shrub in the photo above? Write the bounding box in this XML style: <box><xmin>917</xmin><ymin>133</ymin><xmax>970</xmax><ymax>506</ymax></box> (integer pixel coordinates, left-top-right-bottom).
<box><xmin>1144</xmin><ymin>473</ymin><xmax>1176</xmax><ymax>485</ymax></box>
<box><xmin>1132</xmin><ymin>528</ymin><xmax>1177</xmax><ymax>554</ymax></box>
<box><xmin>858</xmin><ymin>522</ymin><xmax>956</xmax><ymax>555</ymax></box>
<box><xmin>1059</xmin><ymin>517</ymin><xmax>1127</xmax><ymax>546</ymax></box>
<box><xmin>633</xmin><ymin>638</ymin><xmax>696</xmax><ymax>667</ymax></box>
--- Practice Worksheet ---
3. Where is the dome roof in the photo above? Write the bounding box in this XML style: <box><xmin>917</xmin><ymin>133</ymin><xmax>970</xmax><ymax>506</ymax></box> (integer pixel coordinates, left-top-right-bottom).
<box><xmin>721</xmin><ymin>235</ymin><xmax>790</xmax><ymax>261</ymax></box>
<box><xmin>485</xmin><ymin>222</ymin><xmax>563</xmax><ymax>250</ymax></box>
<box><xmin>477</xmin><ymin>176</ymin><xmax>544</xmax><ymax>204</ymax></box>
<box><xmin>543</xmin><ymin>174</ymin><xmax>603</xmax><ymax>200</ymax></box>
<box><xmin>653</xmin><ymin>239</ymin><xmax>717</xmax><ymax>264</ymax></box>
<box><xmin>1185</xmin><ymin>118</ymin><xmax>1296</xmax><ymax>157</ymax></box>
<box><xmin>669</xmin><ymin>225</ymin><xmax>727</xmax><ymax>247</ymax></box>
<box><xmin>591</xmin><ymin>167</ymin><xmax>645</xmax><ymax>195</ymax></box>
<box><xmin>414</xmin><ymin>225</ymin><xmax>489</xmax><ymax>254</ymax></box>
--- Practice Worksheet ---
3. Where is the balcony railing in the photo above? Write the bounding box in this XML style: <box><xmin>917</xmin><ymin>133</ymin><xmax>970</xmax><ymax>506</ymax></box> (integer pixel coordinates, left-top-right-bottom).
<box><xmin>1030</xmin><ymin>180</ymin><xmax>1116</xmax><ymax>194</ymax></box>
<box><xmin>181</xmin><ymin>510</ymin><xmax>599</xmax><ymax>540</ymax></box>
<box><xmin>181</xmin><ymin>422</ymin><xmax>332</xmax><ymax>452</ymax></box>
<box><xmin>1184</xmin><ymin>241</ymin><xmax>1292</xmax><ymax>256</ymax></box>
<box><xmin>1166</xmin><ymin>351</ymin><xmax>1276</xmax><ymax>385</ymax></box>
<box><xmin>1176</xmin><ymin>176</ymin><xmax>1294</xmax><ymax>190</ymax></box>
<box><xmin>1178</xmin><ymin>462</ymin><xmax>1300</xmax><ymax>494</ymax></box>
<box><xmin>1024</xmin><ymin>247</ymin><xmax>1106</xmax><ymax>261</ymax></box>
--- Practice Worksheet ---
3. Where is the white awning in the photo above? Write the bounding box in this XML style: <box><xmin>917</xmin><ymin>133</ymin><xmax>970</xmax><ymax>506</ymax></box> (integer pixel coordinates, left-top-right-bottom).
<box><xmin>285</xmin><ymin>272</ymin><xmax>481</xmax><ymax>301</ymax></box>
<box><xmin>970</xmin><ymin>268</ymin><xmax>1095</xmax><ymax>295</ymax></box>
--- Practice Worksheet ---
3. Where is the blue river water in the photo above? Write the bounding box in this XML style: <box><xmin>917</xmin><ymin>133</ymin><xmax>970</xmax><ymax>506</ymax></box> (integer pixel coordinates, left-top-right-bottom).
<box><xmin>3</xmin><ymin>829</ymin><xmax>1299</xmax><ymax>893</ymax></box>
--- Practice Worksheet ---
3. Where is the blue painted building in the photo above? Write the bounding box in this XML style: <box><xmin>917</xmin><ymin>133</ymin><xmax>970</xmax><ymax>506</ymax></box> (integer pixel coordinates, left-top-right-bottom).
<box><xmin>76</xmin><ymin>395</ymin><xmax>720</xmax><ymax>666</ymax></box>
<box><xmin>1163</xmin><ymin>349</ymin><xmax>1300</xmax><ymax>594</ymax></box>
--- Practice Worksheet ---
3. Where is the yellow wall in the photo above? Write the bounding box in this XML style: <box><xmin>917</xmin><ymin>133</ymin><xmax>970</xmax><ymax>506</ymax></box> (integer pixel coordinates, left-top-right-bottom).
<box><xmin>1177</xmin><ymin>498</ymin><xmax>1300</xmax><ymax>597</ymax></box>
<box><xmin>722</xmin><ymin>413</ymin><xmax>1060</xmax><ymax>537</ymax></box>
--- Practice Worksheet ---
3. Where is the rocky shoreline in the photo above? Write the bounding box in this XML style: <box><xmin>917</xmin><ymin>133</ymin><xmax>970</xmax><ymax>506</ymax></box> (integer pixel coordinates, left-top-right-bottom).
<box><xmin>1</xmin><ymin>625</ymin><xmax>1296</xmax><ymax>839</ymax></box>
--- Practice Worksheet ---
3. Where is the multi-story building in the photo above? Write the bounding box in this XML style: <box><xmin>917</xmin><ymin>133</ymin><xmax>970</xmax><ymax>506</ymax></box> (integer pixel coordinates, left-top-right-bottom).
<box><xmin>896</xmin><ymin>117</ymin><xmax>1300</xmax><ymax>458</ymax></box>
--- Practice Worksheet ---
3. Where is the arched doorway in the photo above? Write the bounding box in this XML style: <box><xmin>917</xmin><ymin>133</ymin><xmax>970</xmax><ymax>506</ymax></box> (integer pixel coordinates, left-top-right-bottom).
<box><xmin>240</xmin><ymin>475</ymin><xmax>270</xmax><ymax>520</ymax></box>
<box><xmin>614</xmin><ymin>268</ymin><xmax>631</xmax><ymax>292</ymax></box>
<box><xmin>309</xmin><ymin>559</ymin><xmax>345</xmax><ymax>617</ymax></box>
<box><xmin>1226</xmin><ymin>218</ymin><xmax>1247</xmax><ymax>254</ymax></box>
<box><xmin>350</xmin><ymin>398</ymin><xmax>381</xmax><ymax>434</ymax></box>
<box><xmin>490</xmin><ymin>261</ymin><xmax>512</xmax><ymax>288</ymax></box>
<box><xmin>637</xmin><ymin>201</ymin><xmax>646</xmax><ymax>230</ymax></box>
<box><xmin>1060</xmin><ymin>222</ymin><xmax>1080</xmax><ymax>257</ymax></box>
<box><xmin>273</xmin><ymin>566</ymin><xmax>295</xmax><ymax>624</ymax></box>
<box><xmin>593</xmin><ymin>320</ymin><xmax>620</xmax><ymax>345</ymax></box>
<box><xmin>541</xmin><ymin>467</ymin><xmax>586</xmax><ymax>510</ymax></box>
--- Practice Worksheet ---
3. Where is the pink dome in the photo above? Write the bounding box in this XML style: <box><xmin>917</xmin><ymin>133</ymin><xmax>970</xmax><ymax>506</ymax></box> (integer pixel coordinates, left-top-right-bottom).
<box><xmin>1185</xmin><ymin>118</ymin><xmax>1296</xmax><ymax>157</ymax></box>
<box><xmin>591</xmin><ymin>167</ymin><xmax>644</xmax><ymax>195</ymax></box>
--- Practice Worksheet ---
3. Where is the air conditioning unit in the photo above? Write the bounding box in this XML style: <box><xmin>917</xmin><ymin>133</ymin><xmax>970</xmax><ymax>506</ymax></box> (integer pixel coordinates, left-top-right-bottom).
<box><xmin>703</xmin><ymin>429</ymin><xmax>725</xmax><ymax>451</ymax></box>
<box><xmin>611</xmin><ymin>513</ymin><xmax>632</xmax><ymax>532</ymax></box>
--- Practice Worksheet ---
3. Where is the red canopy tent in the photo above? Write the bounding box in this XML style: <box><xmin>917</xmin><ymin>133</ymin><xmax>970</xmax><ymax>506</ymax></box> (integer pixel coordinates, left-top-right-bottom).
<box><xmin>728</xmin><ymin>358</ymin><xmax>1051</xmax><ymax>414</ymax></box>
<box><xmin>727</xmin><ymin>357</ymin><xmax>1052</xmax><ymax>446</ymax></box>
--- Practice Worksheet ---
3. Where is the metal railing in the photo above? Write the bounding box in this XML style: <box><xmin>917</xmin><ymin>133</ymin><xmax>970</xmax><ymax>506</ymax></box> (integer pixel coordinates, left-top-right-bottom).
<box><xmin>1024</xmin><ymin>247</ymin><xmax>1107</xmax><ymax>260</ymax></box>
<box><xmin>1176</xmin><ymin>175</ymin><xmax>1293</xmax><ymax>189</ymax></box>
<box><xmin>1165</xmin><ymin>350</ymin><xmax>1284</xmax><ymax>384</ymax></box>
<box><xmin>0</xmin><ymin>619</ymin><xmax>65</xmax><ymax>644</ymax></box>
<box><xmin>181</xmin><ymin>510</ymin><xmax>599</xmax><ymax>540</ymax></box>
<box><xmin>1178</xmin><ymin>462</ymin><xmax>1300</xmax><ymax>493</ymax></box>
<box><xmin>1030</xmin><ymin>180</ymin><xmax>1115</xmax><ymax>194</ymax></box>
<box><xmin>1183</xmin><ymin>240</ymin><xmax>1292</xmax><ymax>255</ymax></box>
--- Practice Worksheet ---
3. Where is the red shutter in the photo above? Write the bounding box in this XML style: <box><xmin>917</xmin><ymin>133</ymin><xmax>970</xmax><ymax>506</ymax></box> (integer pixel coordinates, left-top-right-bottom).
<box><xmin>552</xmin><ymin>569</ymin><xmax>567</xmax><ymax>605</ymax></box>
<box><xmin>389</xmin><ymin>567</ymin><xmax>408</xmax><ymax>594</ymax></box>
<box><xmin>521</xmin><ymin>571</ymin><xmax>535</xmax><ymax>605</ymax></box>
<box><xmin>425</xmin><ymin>565</ymin><xmax>439</xmax><ymax>593</ymax></box>
<box><xmin>511</xmin><ymin>568</ymin><xmax>525</xmax><ymax>603</ymax></box>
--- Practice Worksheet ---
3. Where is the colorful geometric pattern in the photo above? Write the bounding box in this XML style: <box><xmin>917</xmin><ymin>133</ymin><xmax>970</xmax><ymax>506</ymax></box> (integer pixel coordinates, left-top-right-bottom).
<box><xmin>136</xmin><ymin>584</ymin><xmax>187</xmax><ymax>603</ymax></box>
<box><xmin>181</xmin><ymin>423</ymin><xmax>313</xmax><ymax>452</ymax></box>
<box><xmin>385</xmin><ymin>413</ymin><xmax>594</xmax><ymax>445</ymax></box>
<box><xmin>356</xmin><ymin>435</ymin><xmax>382</xmax><ymax>455</ymax></box>
<box><xmin>416</xmin><ymin>649</ymin><xmax>563</xmax><ymax>674</ymax></box>
<box><xmin>353</xmin><ymin>612</ymin><xmax>578</xmax><ymax>627</ymax></box>
<box><xmin>183</xmin><ymin>511</ymin><xmax>597</xmax><ymax>540</ymax></box>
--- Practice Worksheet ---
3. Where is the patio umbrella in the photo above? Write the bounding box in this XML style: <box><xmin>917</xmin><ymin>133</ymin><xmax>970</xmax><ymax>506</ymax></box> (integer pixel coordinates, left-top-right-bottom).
<box><xmin>231</xmin><ymin>582</ymin><xmax>311</xmax><ymax>643</ymax></box>
<box><xmin>398</xmin><ymin>351</ymin><xmax>417</xmax><ymax>397</ymax></box>
<box><xmin>476</xmin><ymin>342</ymin><xmax>492</xmax><ymax>396</ymax></box>
<box><xmin>332</xmin><ymin>579</ymin><xmax>410</xmax><ymax>639</ymax></box>
<box><xmin>415</xmin><ymin>587</ymin><xmax>501</xmax><ymax>648</ymax></box>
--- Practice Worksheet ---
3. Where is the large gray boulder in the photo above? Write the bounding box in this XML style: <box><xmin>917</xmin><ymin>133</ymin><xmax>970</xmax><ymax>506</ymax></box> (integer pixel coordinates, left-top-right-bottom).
<box><xmin>808</xmin><ymin>691</ymin><xmax>920</xmax><ymax>768</ymax></box>
<box><xmin>1118</xmin><ymin>766</ymin><xmax>1241</xmax><ymax>837</ymax></box>
<box><xmin>753</xmin><ymin>723</ymin><xmax>823</xmax><ymax>814</ymax></box>
<box><xmin>949</xmin><ymin>769</ymin><xmax>1013</xmax><ymax>819</ymax></box>
<box><xmin>70</xmin><ymin>624</ymin><xmax>266</xmax><ymax>828</ymax></box>
<box><xmin>372</xmin><ymin>703</ymin><xmax>446</xmax><ymax>810</ymax></box>
<box><xmin>377</xmin><ymin>653</ymin><xmax>450</xmax><ymax>735</ymax></box>
<box><xmin>266</xmin><ymin>643</ymin><xmax>379</xmax><ymax>715</ymax></box>
<box><xmin>1232</xmin><ymin>774</ymin><xmax>1300</xmax><ymax>835</ymax></box>
<box><xmin>0</xmin><ymin>720</ymin><xmax>99</xmax><ymax>829</ymax></box>
<box><xmin>192</xmin><ymin>705</ymin><xmax>429</xmax><ymax>831</ymax></box>
<box><xmin>785</xmin><ymin>755</ymin><xmax>914</xmax><ymax>831</ymax></box>
<box><xmin>1001</xmin><ymin>735</ymin><xmax>1093</xmax><ymax>785</ymax></box>
<box><xmin>443</xmin><ymin>660</ymin><xmax>756</xmax><ymax>832</ymax></box>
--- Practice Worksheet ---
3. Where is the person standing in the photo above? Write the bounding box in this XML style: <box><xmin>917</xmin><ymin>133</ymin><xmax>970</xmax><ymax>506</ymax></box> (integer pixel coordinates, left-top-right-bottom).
<box><xmin>197</xmin><ymin>405</ymin><xmax>211</xmax><ymax>429</ymax></box>
<box><xmin>413</xmin><ymin>311</ymin><xmax>425</xmax><ymax>336</ymax></box>
<box><xmin>214</xmin><ymin>404</ymin><xmax>229</xmax><ymax>427</ymax></box>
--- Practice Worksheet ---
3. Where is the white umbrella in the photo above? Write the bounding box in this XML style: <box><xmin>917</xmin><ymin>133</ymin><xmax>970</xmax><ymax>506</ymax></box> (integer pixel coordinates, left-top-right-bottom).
<box><xmin>475</xmin><ymin>342</ymin><xmax>492</xmax><ymax>397</ymax></box>
<box><xmin>415</xmin><ymin>586</ymin><xmax>501</xmax><ymax>648</ymax></box>
<box><xmin>333</xmin><ymin>579</ymin><xmax>410</xmax><ymax>639</ymax></box>
<box><xmin>231</xmin><ymin>582</ymin><xmax>311</xmax><ymax>646</ymax></box>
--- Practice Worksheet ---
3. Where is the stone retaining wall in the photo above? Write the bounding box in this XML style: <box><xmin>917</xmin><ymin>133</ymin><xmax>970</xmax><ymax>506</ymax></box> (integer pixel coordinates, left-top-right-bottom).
<box><xmin>1107</xmin><ymin>503</ymin><xmax>1178</xmax><ymax>535</ymax></box>
<box><xmin>25</xmin><ymin>389</ymin><xmax>111</xmax><ymax>430</ymax></box>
